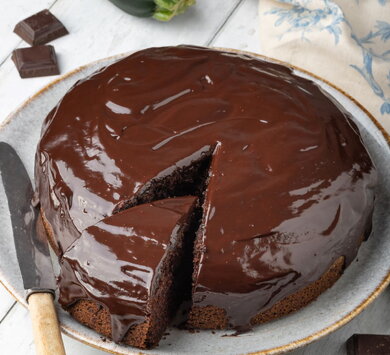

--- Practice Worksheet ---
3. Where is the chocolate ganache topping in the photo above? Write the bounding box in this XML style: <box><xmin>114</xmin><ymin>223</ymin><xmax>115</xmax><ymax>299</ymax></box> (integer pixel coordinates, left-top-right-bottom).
<box><xmin>35</xmin><ymin>46</ymin><xmax>377</xmax><ymax>332</ymax></box>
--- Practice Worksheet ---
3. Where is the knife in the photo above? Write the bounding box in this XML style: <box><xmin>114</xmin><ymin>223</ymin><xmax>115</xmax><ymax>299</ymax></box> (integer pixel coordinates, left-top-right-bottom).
<box><xmin>0</xmin><ymin>142</ymin><xmax>65</xmax><ymax>355</ymax></box>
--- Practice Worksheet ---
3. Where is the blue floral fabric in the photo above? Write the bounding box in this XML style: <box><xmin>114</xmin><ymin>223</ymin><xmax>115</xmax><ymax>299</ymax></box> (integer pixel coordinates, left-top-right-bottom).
<box><xmin>259</xmin><ymin>0</ymin><xmax>390</xmax><ymax>132</ymax></box>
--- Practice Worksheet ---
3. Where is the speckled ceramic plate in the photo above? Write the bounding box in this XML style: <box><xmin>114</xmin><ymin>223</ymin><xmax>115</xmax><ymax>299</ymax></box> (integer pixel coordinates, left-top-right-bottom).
<box><xmin>0</xmin><ymin>49</ymin><xmax>389</xmax><ymax>355</ymax></box>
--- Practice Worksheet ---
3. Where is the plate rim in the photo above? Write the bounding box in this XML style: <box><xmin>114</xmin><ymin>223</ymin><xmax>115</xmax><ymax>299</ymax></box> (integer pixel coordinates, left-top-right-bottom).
<box><xmin>0</xmin><ymin>48</ymin><xmax>389</xmax><ymax>355</ymax></box>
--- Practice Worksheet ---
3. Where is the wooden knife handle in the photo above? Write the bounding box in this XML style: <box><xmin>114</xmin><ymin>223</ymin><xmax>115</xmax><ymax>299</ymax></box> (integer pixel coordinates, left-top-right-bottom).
<box><xmin>28</xmin><ymin>293</ymin><xmax>66</xmax><ymax>355</ymax></box>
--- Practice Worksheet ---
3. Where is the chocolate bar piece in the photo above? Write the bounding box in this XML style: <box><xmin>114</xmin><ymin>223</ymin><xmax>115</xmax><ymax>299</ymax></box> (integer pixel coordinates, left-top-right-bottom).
<box><xmin>12</xmin><ymin>46</ymin><xmax>59</xmax><ymax>78</ymax></box>
<box><xmin>347</xmin><ymin>334</ymin><xmax>390</xmax><ymax>355</ymax></box>
<box><xmin>14</xmin><ymin>10</ymin><xmax>68</xmax><ymax>46</ymax></box>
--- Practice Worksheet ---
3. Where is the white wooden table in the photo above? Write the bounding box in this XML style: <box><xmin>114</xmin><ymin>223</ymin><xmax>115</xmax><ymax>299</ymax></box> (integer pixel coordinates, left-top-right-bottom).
<box><xmin>0</xmin><ymin>0</ymin><xmax>388</xmax><ymax>354</ymax></box>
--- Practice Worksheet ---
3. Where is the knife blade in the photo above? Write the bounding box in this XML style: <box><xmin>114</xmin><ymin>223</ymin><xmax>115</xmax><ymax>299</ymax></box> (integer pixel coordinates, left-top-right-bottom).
<box><xmin>0</xmin><ymin>141</ymin><xmax>55</xmax><ymax>296</ymax></box>
<box><xmin>0</xmin><ymin>141</ymin><xmax>65</xmax><ymax>355</ymax></box>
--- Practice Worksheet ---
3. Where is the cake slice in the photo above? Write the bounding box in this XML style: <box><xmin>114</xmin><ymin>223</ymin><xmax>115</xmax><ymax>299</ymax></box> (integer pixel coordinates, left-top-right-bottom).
<box><xmin>58</xmin><ymin>196</ymin><xmax>197</xmax><ymax>349</ymax></box>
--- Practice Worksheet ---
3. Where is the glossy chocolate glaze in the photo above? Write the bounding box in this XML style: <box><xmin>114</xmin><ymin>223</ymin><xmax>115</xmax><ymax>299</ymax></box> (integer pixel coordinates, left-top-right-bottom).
<box><xmin>58</xmin><ymin>196</ymin><xmax>197</xmax><ymax>342</ymax></box>
<box><xmin>35</xmin><ymin>46</ymin><xmax>377</xmax><ymax>331</ymax></box>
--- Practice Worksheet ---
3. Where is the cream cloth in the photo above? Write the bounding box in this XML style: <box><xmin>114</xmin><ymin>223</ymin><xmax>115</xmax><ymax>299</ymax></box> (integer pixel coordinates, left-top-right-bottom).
<box><xmin>259</xmin><ymin>0</ymin><xmax>390</xmax><ymax>133</ymax></box>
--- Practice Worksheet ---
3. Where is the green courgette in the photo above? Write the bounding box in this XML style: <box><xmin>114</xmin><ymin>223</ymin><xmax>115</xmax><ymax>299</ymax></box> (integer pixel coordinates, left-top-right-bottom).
<box><xmin>109</xmin><ymin>0</ymin><xmax>195</xmax><ymax>21</ymax></box>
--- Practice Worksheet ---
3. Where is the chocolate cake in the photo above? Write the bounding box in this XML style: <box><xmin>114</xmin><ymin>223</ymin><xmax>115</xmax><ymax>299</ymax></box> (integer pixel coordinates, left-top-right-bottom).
<box><xmin>58</xmin><ymin>196</ymin><xmax>197</xmax><ymax>348</ymax></box>
<box><xmin>35</xmin><ymin>46</ymin><xmax>377</xmax><ymax>348</ymax></box>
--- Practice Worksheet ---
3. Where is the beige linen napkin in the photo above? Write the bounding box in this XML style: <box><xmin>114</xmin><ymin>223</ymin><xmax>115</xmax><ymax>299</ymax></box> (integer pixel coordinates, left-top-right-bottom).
<box><xmin>259</xmin><ymin>0</ymin><xmax>390</xmax><ymax>133</ymax></box>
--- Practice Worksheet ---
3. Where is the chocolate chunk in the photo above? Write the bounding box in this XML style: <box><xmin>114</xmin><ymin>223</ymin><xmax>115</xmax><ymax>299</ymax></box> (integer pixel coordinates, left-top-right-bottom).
<box><xmin>12</xmin><ymin>46</ymin><xmax>59</xmax><ymax>78</ymax></box>
<box><xmin>14</xmin><ymin>10</ymin><xmax>68</xmax><ymax>46</ymax></box>
<box><xmin>347</xmin><ymin>334</ymin><xmax>390</xmax><ymax>355</ymax></box>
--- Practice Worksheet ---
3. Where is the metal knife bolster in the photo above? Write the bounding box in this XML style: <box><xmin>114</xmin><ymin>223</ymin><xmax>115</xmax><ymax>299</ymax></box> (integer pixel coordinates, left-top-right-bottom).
<box><xmin>26</xmin><ymin>288</ymin><xmax>56</xmax><ymax>302</ymax></box>
<box><xmin>0</xmin><ymin>142</ymin><xmax>56</xmax><ymax>302</ymax></box>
